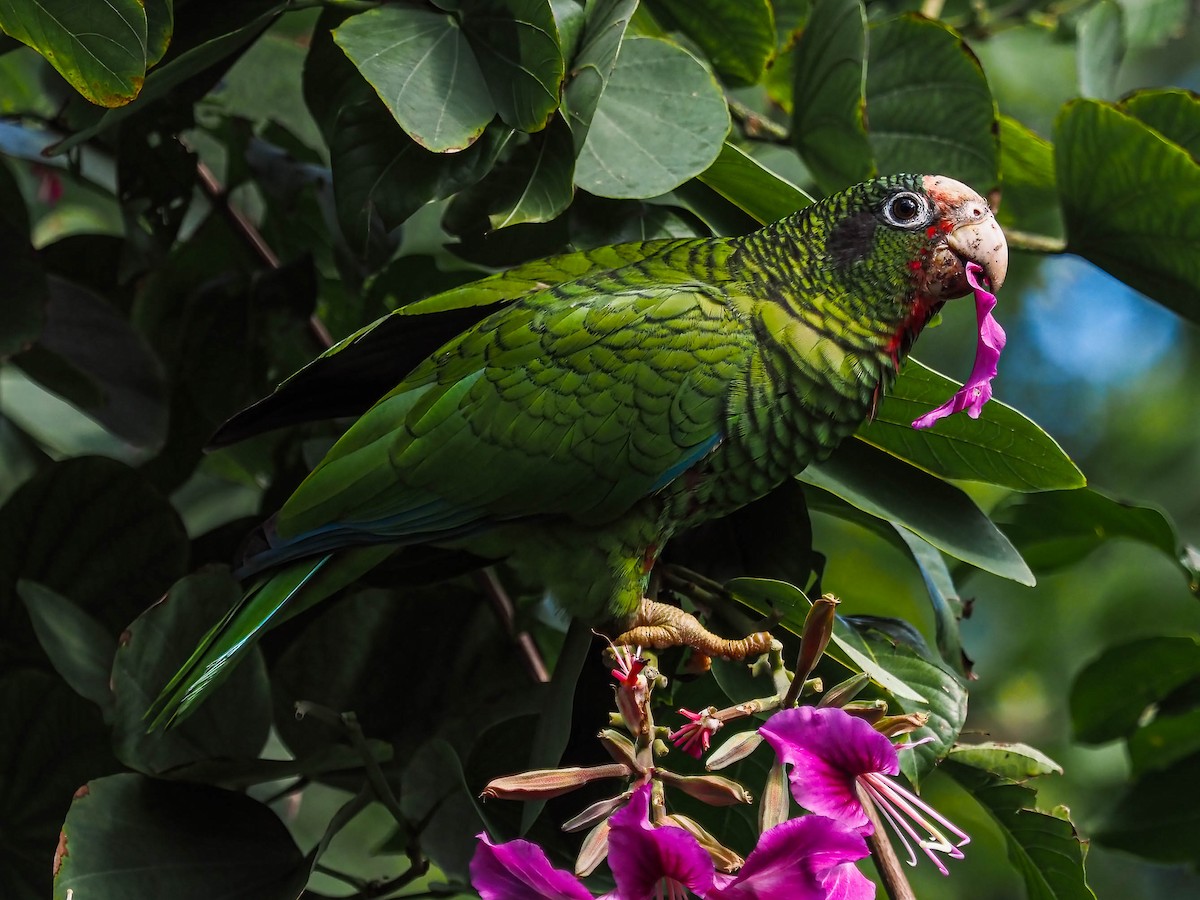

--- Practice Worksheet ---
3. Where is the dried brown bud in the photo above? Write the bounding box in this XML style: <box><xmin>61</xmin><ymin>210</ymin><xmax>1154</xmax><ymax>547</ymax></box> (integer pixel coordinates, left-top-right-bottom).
<box><xmin>758</xmin><ymin>757</ymin><xmax>791</xmax><ymax>833</ymax></box>
<box><xmin>562</xmin><ymin>792</ymin><xmax>631</xmax><ymax>832</ymax></box>
<box><xmin>706</xmin><ymin>730</ymin><xmax>764</xmax><ymax>771</ymax></box>
<box><xmin>481</xmin><ymin>763</ymin><xmax>631</xmax><ymax>801</ymax></box>
<box><xmin>657</xmin><ymin>771</ymin><xmax>752</xmax><ymax>806</ymax></box>
<box><xmin>818</xmin><ymin>672</ymin><xmax>872</xmax><ymax>708</ymax></box>
<box><xmin>663</xmin><ymin>814</ymin><xmax>744</xmax><ymax>873</ymax></box>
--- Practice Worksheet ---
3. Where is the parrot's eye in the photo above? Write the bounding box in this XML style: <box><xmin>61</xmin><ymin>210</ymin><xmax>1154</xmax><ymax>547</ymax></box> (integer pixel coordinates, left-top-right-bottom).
<box><xmin>882</xmin><ymin>192</ymin><xmax>928</xmax><ymax>228</ymax></box>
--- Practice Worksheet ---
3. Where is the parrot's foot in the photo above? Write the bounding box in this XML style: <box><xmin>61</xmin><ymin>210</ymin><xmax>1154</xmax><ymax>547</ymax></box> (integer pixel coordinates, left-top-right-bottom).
<box><xmin>615</xmin><ymin>599</ymin><xmax>776</xmax><ymax>661</ymax></box>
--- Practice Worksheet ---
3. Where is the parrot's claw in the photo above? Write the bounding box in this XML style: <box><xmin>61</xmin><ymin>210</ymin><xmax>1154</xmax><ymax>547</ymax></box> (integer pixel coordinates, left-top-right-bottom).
<box><xmin>615</xmin><ymin>599</ymin><xmax>776</xmax><ymax>661</ymax></box>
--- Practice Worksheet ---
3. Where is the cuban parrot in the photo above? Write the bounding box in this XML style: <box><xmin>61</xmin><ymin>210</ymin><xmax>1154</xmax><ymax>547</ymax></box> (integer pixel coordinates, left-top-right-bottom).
<box><xmin>150</xmin><ymin>173</ymin><xmax>1007</xmax><ymax>726</ymax></box>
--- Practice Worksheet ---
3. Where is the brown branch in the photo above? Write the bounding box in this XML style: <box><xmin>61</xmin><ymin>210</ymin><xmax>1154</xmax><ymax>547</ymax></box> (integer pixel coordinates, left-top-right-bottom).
<box><xmin>474</xmin><ymin>568</ymin><xmax>551</xmax><ymax>684</ymax></box>
<box><xmin>857</xmin><ymin>784</ymin><xmax>917</xmax><ymax>900</ymax></box>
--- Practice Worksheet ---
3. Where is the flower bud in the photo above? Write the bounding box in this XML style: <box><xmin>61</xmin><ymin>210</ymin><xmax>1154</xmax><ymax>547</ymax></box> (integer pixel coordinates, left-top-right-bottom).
<box><xmin>876</xmin><ymin>711</ymin><xmax>931</xmax><ymax>737</ymax></box>
<box><xmin>758</xmin><ymin>757</ymin><xmax>790</xmax><ymax>833</ymax></box>
<box><xmin>796</xmin><ymin>594</ymin><xmax>839</xmax><ymax>682</ymax></box>
<box><xmin>481</xmin><ymin>763</ymin><xmax>631</xmax><ymax>800</ymax></box>
<box><xmin>841</xmin><ymin>700</ymin><xmax>888</xmax><ymax>724</ymax></box>
<box><xmin>818</xmin><ymin>672</ymin><xmax>872</xmax><ymax>708</ymax></box>
<box><xmin>574</xmin><ymin>818</ymin><xmax>611</xmax><ymax>876</ymax></box>
<box><xmin>597</xmin><ymin>729</ymin><xmax>638</xmax><ymax>768</ymax></box>
<box><xmin>562</xmin><ymin>792</ymin><xmax>631</xmax><ymax>832</ymax></box>
<box><xmin>663</xmin><ymin>814</ymin><xmax>744</xmax><ymax>873</ymax></box>
<box><xmin>706</xmin><ymin>730</ymin><xmax>764</xmax><ymax>771</ymax></box>
<box><xmin>657</xmin><ymin>771</ymin><xmax>752</xmax><ymax>806</ymax></box>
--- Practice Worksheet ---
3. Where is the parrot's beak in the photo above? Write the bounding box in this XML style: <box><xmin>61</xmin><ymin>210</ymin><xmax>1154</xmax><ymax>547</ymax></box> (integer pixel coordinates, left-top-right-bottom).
<box><xmin>920</xmin><ymin>175</ymin><xmax>1009</xmax><ymax>297</ymax></box>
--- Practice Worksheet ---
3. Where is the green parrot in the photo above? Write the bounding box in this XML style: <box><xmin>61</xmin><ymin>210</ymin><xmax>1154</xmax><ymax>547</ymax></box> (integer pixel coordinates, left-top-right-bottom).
<box><xmin>150</xmin><ymin>173</ymin><xmax>1007</xmax><ymax>726</ymax></box>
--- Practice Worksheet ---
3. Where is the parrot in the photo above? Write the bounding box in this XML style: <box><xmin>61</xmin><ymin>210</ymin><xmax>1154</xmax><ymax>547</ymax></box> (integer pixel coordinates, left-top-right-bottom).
<box><xmin>149</xmin><ymin>173</ymin><xmax>1008</xmax><ymax>726</ymax></box>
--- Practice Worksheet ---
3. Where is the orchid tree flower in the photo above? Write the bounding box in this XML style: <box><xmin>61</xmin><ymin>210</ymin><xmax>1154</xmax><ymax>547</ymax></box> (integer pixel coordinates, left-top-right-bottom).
<box><xmin>759</xmin><ymin>706</ymin><xmax>969</xmax><ymax>875</ymax></box>
<box><xmin>471</xmin><ymin>782</ymin><xmax>875</xmax><ymax>900</ymax></box>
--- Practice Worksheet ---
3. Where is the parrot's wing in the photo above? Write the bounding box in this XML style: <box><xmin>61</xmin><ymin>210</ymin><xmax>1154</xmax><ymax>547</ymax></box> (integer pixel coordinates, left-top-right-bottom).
<box><xmin>208</xmin><ymin>239</ymin><xmax>702</xmax><ymax>447</ymax></box>
<box><xmin>267</xmin><ymin>282</ymin><xmax>757</xmax><ymax>560</ymax></box>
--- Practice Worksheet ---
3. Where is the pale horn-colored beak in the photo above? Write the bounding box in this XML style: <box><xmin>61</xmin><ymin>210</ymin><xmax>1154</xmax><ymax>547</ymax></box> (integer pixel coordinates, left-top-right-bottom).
<box><xmin>948</xmin><ymin>214</ymin><xmax>1008</xmax><ymax>292</ymax></box>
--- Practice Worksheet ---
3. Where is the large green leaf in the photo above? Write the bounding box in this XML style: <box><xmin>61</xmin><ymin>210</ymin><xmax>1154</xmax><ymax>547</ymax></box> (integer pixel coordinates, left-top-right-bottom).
<box><xmin>1076</xmin><ymin>0</ymin><xmax>1125</xmax><ymax>100</ymax></box>
<box><xmin>0</xmin><ymin>457</ymin><xmax>189</xmax><ymax>664</ymax></box>
<box><xmin>997</xmin><ymin>115</ymin><xmax>1063</xmax><ymax>239</ymax></box>
<box><xmin>144</xmin><ymin>0</ymin><xmax>173</xmax><ymax>67</ymax></box>
<box><xmin>878</xmin><ymin>642</ymin><xmax>967</xmax><ymax>788</ymax></box>
<box><xmin>0</xmin><ymin>0</ymin><xmax>148</xmax><ymax>107</ymax></box>
<box><xmin>1056</xmin><ymin>97</ymin><xmax>1200</xmax><ymax>323</ymax></box>
<box><xmin>574</xmin><ymin>35</ymin><xmax>729</xmax><ymax>198</ymax></box>
<box><xmin>947</xmin><ymin>742</ymin><xmax>1063</xmax><ymax>780</ymax></box>
<box><xmin>647</xmin><ymin>0</ymin><xmax>776</xmax><ymax>86</ymax></box>
<box><xmin>334</xmin><ymin>4</ymin><xmax>494</xmax><ymax>152</ymax></box>
<box><xmin>943</xmin><ymin>760</ymin><xmax>1095</xmax><ymax>900</ymax></box>
<box><xmin>0</xmin><ymin>669</ymin><xmax>120</xmax><ymax>900</ymax></box>
<box><xmin>1094</xmin><ymin>751</ymin><xmax>1200</xmax><ymax>865</ymax></box>
<box><xmin>459</xmin><ymin>0</ymin><xmax>564</xmax><ymax>133</ymax></box>
<box><xmin>1121</xmin><ymin>88</ymin><xmax>1200</xmax><ymax>159</ymax></box>
<box><xmin>1069</xmin><ymin>635</ymin><xmax>1200</xmax><ymax>744</ymax></box>
<box><xmin>894</xmin><ymin>527</ymin><xmax>969</xmax><ymax>678</ymax></box>
<box><xmin>866</xmin><ymin>15</ymin><xmax>999</xmax><ymax>191</ymax></box>
<box><xmin>801</xmin><ymin>440</ymin><xmax>1035</xmax><ymax>585</ymax></box>
<box><xmin>995</xmin><ymin>489</ymin><xmax>1199</xmax><ymax>592</ymax></box>
<box><xmin>697</xmin><ymin>142</ymin><xmax>813</xmax><ymax>225</ymax></box>
<box><xmin>789</xmin><ymin>0</ymin><xmax>873</xmax><ymax>192</ymax></box>
<box><xmin>109</xmin><ymin>570</ymin><xmax>272</xmax><ymax>777</ymax></box>
<box><xmin>54</xmin><ymin>774</ymin><xmax>308</xmax><ymax>900</ymax></box>
<box><xmin>561</xmin><ymin>0</ymin><xmax>637</xmax><ymax>150</ymax></box>
<box><xmin>859</xmin><ymin>360</ymin><xmax>1084</xmax><ymax>492</ymax></box>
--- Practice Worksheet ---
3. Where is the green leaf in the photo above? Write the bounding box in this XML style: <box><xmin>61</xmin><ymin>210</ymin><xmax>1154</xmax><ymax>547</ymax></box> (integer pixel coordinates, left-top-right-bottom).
<box><xmin>0</xmin><ymin>457</ymin><xmax>189</xmax><ymax>664</ymax></box>
<box><xmin>0</xmin><ymin>0</ymin><xmax>148</xmax><ymax>107</ymax></box>
<box><xmin>330</xmin><ymin>99</ymin><xmax>510</xmax><ymax>257</ymax></box>
<box><xmin>0</xmin><ymin>159</ymin><xmax>45</xmax><ymax>359</ymax></box>
<box><xmin>1077</xmin><ymin>1</ymin><xmax>1125</xmax><ymax>100</ymax></box>
<box><xmin>1069</xmin><ymin>635</ymin><xmax>1200</xmax><ymax>744</ymax></box>
<box><xmin>0</xmin><ymin>669</ymin><xmax>119</xmax><ymax>900</ymax></box>
<box><xmin>944</xmin><ymin>761</ymin><xmax>1095</xmax><ymax>900</ymax></box>
<box><xmin>561</xmin><ymin>0</ymin><xmax>637</xmax><ymax>150</ymax></box>
<box><xmin>110</xmin><ymin>570</ymin><xmax>272</xmax><ymax>777</ymax></box>
<box><xmin>144</xmin><ymin>0</ymin><xmax>173</xmax><ymax>67</ymax></box>
<box><xmin>334</xmin><ymin>4</ymin><xmax>494</xmax><ymax>152</ymax></box>
<box><xmin>574</xmin><ymin>35</ymin><xmax>729</xmax><ymax>199</ymax></box>
<box><xmin>789</xmin><ymin>0</ymin><xmax>873</xmax><ymax>192</ymax></box>
<box><xmin>1056</xmin><ymin>98</ymin><xmax>1200</xmax><ymax>323</ymax></box>
<box><xmin>697</xmin><ymin>142</ymin><xmax>813</xmax><ymax>224</ymax></box>
<box><xmin>17</xmin><ymin>580</ymin><xmax>116</xmax><ymax>714</ymax></box>
<box><xmin>401</xmin><ymin>739</ymin><xmax>492</xmax><ymax>879</ymax></box>
<box><xmin>54</xmin><ymin>774</ymin><xmax>308</xmax><ymax>900</ymax></box>
<box><xmin>894</xmin><ymin>527</ymin><xmax>969</xmax><ymax>677</ymax></box>
<box><xmin>1115</xmin><ymin>0</ymin><xmax>1189</xmax><ymax>48</ymax></box>
<box><xmin>13</xmin><ymin>276</ymin><xmax>168</xmax><ymax>451</ymax></box>
<box><xmin>995</xmin><ymin>489</ymin><xmax>1199</xmax><ymax>592</ymax></box>
<box><xmin>860</xmin><ymin>359</ymin><xmax>1085</xmax><ymax>492</ymax></box>
<box><xmin>1128</xmin><ymin>707</ymin><xmax>1200</xmax><ymax>775</ymax></box>
<box><xmin>948</xmin><ymin>742</ymin><xmax>1064</xmax><ymax>780</ymax></box>
<box><xmin>866</xmin><ymin>14</ymin><xmax>999</xmax><ymax>191</ymax></box>
<box><xmin>997</xmin><ymin>115</ymin><xmax>1064</xmax><ymax>239</ymax></box>
<box><xmin>647</xmin><ymin>0</ymin><xmax>776</xmax><ymax>86</ymax></box>
<box><xmin>1120</xmin><ymin>87</ymin><xmax>1200</xmax><ymax>159</ymax></box>
<box><xmin>801</xmin><ymin>440</ymin><xmax>1035</xmax><ymax>585</ymax></box>
<box><xmin>1094</xmin><ymin>751</ymin><xmax>1200</xmax><ymax>865</ymax></box>
<box><xmin>459</xmin><ymin>0</ymin><xmax>565</xmax><ymax>133</ymax></box>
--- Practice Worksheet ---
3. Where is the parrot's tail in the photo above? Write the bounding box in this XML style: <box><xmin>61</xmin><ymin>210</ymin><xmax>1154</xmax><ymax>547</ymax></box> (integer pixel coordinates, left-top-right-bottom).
<box><xmin>146</xmin><ymin>544</ymin><xmax>397</xmax><ymax>729</ymax></box>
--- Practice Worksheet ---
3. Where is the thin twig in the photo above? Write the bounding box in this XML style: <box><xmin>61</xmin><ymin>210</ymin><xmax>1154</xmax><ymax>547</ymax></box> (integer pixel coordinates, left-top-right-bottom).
<box><xmin>857</xmin><ymin>784</ymin><xmax>917</xmax><ymax>900</ymax></box>
<box><xmin>192</xmin><ymin>157</ymin><xmax>335</xmax><ymax>348</ymax></box>
<box><xmin>1005</xmin><ymin>228</ymin><xmax>1067</xmax><ymax>254</ymax></box>
<box><xmin>474</xmin><ymin>568</ymin><xmax>551</xmax><ymax>684</ymax></box>
<box><xmin>727</xmin><ymin>98</ymin><xmax>791</xmax><ymax>143</ymax></box>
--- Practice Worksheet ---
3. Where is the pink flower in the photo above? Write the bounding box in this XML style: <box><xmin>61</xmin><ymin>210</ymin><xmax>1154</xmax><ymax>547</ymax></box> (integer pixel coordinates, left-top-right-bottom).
<box><xmin>913</xmin><ymin>261</ymin><xmax>1007</xmax><ymax>429</ymax></box>
<box><xmin>470</xmin><ymin>783</ymin><xmax>874</xmax><ymax>899</ymax></box>
<box><xmin>670</xmin><ymin>708</ymin><xmax>723</xmax><ymax>759</ymax></box>
<box><xmin>759</xmin><ymin>706</ymin><xmax>968</xmax><ymax>875</ymax></box>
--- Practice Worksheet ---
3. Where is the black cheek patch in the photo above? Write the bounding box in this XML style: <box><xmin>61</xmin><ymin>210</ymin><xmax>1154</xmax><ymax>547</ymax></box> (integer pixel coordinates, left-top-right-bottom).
<box><xmin>826</xmin><ymin>210</ymin><xmax>879</xmax><ymax>268</ymax></box>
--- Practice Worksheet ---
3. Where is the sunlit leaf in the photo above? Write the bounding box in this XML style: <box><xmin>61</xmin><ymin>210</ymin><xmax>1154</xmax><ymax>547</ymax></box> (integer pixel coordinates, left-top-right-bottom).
<box><xmin>997</xmin><ymin>115</ymin><xmax>1063</xmax><ymax>239</ymax></box>
<box><xmin>697</xmin><ymin>142</ymin><xmax>812</xmax><ymax>224</ymax></box>
<box><xmin>574</xmin><ymin>36</ymin><xmax>729</xmax><ymax>198</ymax></box>
<box><xmin>335</xmin><ymin>4</ymin><xmax>494</xmax><ymax>152</ymax></box>
<box><xmin>647</xmin><ymin>0</ymin><xmax>776</xmax><ymax>86</ymax></box>
<box><xmin>948</xmin><ymin>742</ymin><xmax>1063</xmax><ymax>780</ymax></box>
<box><xmin>561</xmin><ymin>0</ymin><xmax>637</xmax><ymax>150</ymax></box>
<box><xmin>1120</xmin><ymin>88</ymin><xmax>1200</xmax><ymax>158</ymax></box>
<box><xmin>0</xmin><ymin>0</ymin><xmax>148</xmax><ymax>107</ymax></box>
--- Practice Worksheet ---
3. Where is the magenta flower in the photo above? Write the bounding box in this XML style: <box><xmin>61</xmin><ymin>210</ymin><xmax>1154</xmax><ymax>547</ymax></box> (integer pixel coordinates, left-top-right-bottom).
<box><xmin>471</xmin><ymin>782</ymin><xmax>874</xmax><ymax>899</ymax></box>
<box><xmin>759</xmin><ymin>706</ymin><xmax>969</xmax><ymax>875</ymax></box>
<box><xmin>913</xmin><ymin>261</ymin><xmax>1007</xmax><ymax>429</ymax></box>
<box><xmin>670</xmin><ymin>708</ymin><xmax>723</xmax><ymax>759</ymax></box>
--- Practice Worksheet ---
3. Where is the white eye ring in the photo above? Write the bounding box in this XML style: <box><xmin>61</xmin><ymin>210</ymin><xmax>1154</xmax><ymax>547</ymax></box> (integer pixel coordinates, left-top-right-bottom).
<box><xmin>882</xmin><ymin>192</ymin><xmax>930</xmax><ymax>228</ymax></box>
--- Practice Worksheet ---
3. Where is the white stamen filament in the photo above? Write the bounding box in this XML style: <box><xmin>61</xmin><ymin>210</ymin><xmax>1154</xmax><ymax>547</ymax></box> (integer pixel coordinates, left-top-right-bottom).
<box><xmin>860</xmin><ymin>772</ymin><xmax>969</xmax><ymax>876</ymax></box>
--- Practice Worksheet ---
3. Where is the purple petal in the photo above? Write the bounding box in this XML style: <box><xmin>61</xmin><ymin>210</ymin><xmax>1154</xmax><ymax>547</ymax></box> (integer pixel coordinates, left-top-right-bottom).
<box><xmin>912</xmin><ymin>261</ymin><xmax>1008</xmax><ymax>429</ymax></box>
<box><xmin>608</xmin><ymin>783</ymin><xmax>715</xmax><ymax>899</ymax></box>
<box><xmin>708</xmin><ymin>815</ymin><xmax>873</xmax><ymax>900</ymax></box>
<box><xmin>758</xmin><ymin>708</ymin><xmax>898</xmax><ymax>831</ymax></box>
<box><xmin>471</xmin><ymin>833</ymin><xmax>594</xmax><ymax>900</ymax></box>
